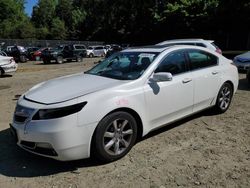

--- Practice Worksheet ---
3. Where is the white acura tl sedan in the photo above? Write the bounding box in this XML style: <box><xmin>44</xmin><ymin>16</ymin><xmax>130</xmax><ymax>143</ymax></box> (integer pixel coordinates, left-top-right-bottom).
<box><xmin>11</xmin><ymin>45</ymin><xmax>238</xmax><ymax>162</ymax></box>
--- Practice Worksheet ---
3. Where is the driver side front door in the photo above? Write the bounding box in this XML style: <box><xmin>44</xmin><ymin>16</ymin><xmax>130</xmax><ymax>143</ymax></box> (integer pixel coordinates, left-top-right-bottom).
<box><xmin>144</xmin><ymin>50</ymin><xmax>194</xmax><ymax>130</ymax></box>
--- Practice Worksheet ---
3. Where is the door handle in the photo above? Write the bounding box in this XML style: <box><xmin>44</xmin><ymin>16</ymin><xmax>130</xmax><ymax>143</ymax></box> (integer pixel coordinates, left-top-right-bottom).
<box><xmin>212</xmin><ymin>71</ymin><xmax>218</xmax><ymax>75</ymax></box>
<box><xmin>182</xmin><ymin>78</ymin><xmax>192</xmax><ymax>83</ymax></box>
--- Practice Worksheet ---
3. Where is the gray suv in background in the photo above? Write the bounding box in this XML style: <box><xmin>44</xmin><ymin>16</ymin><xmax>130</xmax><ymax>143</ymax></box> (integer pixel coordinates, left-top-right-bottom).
<box><xmin>156</xmin><ymin>39</ymin><xmax>222</xmax><ymax>54</ymax></box>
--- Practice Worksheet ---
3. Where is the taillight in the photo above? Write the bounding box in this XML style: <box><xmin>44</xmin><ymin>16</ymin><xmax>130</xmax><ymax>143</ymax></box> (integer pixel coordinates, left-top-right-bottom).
<box><xmin>216</xmin><ymin>48</ymin><xmax>222</xmax><ymax>54</ymax></box>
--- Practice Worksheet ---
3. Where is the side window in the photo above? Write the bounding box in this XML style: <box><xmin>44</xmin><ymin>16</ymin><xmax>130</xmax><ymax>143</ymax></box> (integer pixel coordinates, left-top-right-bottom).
<box><xmin>95</xmin><ymin>47</ymin><xmax>103</xmax><ymax>50</ymax></box>
<box><xmin>155</xmin><ymin>50</ymin><xmax>187</xmax><ymax>75</ymax></box>
<box><xmin>188</xmin><ymin>50</ymin><xmax>218</xmax><ymax>70</ymax></box>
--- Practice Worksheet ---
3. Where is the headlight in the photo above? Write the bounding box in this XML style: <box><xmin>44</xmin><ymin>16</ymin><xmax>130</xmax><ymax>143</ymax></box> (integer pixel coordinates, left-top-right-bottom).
<box><xmin>32</xmin><ymin>102</ymin><xmax>87</xmax><ymax>120</ymax></box>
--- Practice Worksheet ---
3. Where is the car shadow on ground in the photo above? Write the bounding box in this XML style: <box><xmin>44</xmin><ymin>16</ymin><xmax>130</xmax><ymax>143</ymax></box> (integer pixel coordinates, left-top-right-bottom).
<box><xmin>0</xmin><ymin>74</ymin><xmax>13</xmax><ymax>78</ymax></box>
<box><xmin>238</xmin><ymin>77</ymin><xmax>250</xmax><ymax>91</ymax></box>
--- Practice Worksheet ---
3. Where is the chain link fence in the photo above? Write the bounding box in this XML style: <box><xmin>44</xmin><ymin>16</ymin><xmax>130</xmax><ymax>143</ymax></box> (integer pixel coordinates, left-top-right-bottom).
<box><xmin>0</xmin><ymin>39</ymin><xmax>104</xmax><ymax>50</ymax></box>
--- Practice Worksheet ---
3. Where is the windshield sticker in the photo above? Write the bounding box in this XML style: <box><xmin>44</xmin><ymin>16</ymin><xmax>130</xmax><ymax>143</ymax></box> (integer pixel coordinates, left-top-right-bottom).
<box><xmin>138</xmin><ymin>53</ymin><xmax>155</xmax><ymax>58</ymax></box>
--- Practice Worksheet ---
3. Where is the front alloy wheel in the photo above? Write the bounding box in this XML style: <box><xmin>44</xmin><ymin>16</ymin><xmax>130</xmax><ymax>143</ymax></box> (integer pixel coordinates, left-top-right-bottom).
<box><xmin>215</xmin><ymin>82</ymin><xmax>233</xmax><ymax>113</ymax></box>
<box><xmin>94</xmin><ymin>112</ymin><xmax>137</xmax><ymax>162</ymax></box>
<box><xmin>56</xmin><ymin>56</ymin><xmax>63</xmax><ymax>64</ymax></box>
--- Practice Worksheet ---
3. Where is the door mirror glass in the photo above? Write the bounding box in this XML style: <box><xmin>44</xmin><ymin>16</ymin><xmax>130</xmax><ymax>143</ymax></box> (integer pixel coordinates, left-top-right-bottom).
<box><xmin>150</xmin><ymin>72</ymin><xmax>173</xmax><ymax>82</ymax></box>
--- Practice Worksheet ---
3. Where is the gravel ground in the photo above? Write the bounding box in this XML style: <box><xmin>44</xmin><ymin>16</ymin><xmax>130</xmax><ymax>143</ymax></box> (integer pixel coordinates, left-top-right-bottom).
<box><xmin>0</xmin><ymin>59</ymin><xmax>249</xmax><ymax>188</ymax></box>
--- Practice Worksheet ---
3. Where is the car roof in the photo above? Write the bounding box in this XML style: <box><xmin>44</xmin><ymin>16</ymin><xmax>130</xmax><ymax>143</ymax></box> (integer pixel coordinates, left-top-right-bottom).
<box><xmin>157</xmin><ymin>39</ymin><xmax>214</xmax><ymax>44</ymax></box>
<box><xmin>123</xmin><ymin>45</ymin><xmax>173</xmax><ymax>53</ymax></box>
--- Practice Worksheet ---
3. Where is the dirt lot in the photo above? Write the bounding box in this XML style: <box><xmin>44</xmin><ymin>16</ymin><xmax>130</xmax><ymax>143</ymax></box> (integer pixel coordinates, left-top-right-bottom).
<box><xmin>0</xmin><ymin>59</ymin><xmax>249</xmax><ymax>188</ymax></box>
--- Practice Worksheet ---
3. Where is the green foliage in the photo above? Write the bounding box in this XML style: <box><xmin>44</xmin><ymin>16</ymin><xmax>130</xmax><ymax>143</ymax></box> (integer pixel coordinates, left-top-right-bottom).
<box><xmin>50</xmin><ymin>17</ymin><xmax>67</xmax><ymax>39</ymax></box>
<box><xmin>31</xmin><ymin>0</ymin><xmax>57</xmax><ymax>27</ymax></box>
<box><xmin>0</xmin><ymin>0</ymin><xmax>250</xmax><ymax>47</ymax></box>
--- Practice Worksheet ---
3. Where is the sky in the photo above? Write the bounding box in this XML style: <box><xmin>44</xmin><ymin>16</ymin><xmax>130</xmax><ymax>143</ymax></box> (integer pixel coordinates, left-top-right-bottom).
<box><xmin>25</xmin><ymin>0</ymin><xmax>39</xmax><ymax>17</ymax></box>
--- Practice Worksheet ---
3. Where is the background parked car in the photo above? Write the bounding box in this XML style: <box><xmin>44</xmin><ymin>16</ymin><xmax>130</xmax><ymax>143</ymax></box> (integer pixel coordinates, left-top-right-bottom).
<box><xmin>31</xmin><ymin>47</ymin><xmax>51</xmax><ymax>61</ymax></box>
<box><xmin>41</xmin><ymin>44</ymin><xmax>86</xmax><ymax>64</ymax></box>
<box><xmin>105</xmin><ymin>44</ymin><xmax>123</xmax><ymax>58</ymax></box>
<box><xmin>87</xmin><ymin>46</ymin><xmax>106</xmax><ymax>57</ymax></box>
<box><xmin>233</xmin><ymin>51</ymin><xmax>250</xmax><ymax>71</ymax></box>
<box><xmin>0</xmin><ymin>55</ymin><xmax>18</xmax><ymax>76</ymax></box>
<box><xmin>156</xmin><ymin>39</ymin><xmax>222</xmax><ymax>54</ymax></box>
<box><xmin>247</xmin><ymin>69</ymin><xmax>250</xmax><ymax>85</ymax></box>
<box><xmin>26</xmin><ymin>47</ymin><xmax>40</xmax><ymax>60</ymax></box>
<box><xmin>4</xmin><ymin>45</ymin><xmax>28</xmax><ymax>63</ymax></box>
<box><xmin>0</xmin><ymin>51</ymin><xmax>7</xmax><ymax>56</ymax></box>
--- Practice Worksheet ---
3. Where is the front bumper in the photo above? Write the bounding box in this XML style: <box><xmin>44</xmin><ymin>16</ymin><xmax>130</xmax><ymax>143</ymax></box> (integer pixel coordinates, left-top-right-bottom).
<box><xmin>11</xmin><ymin>114</ymin><xmax>97</xmax><ymax>161</ymax></box>
<box><xmin>234</xmin><ymin>61</ymin><xmax>250</xmax><ymax>71</ymax></box>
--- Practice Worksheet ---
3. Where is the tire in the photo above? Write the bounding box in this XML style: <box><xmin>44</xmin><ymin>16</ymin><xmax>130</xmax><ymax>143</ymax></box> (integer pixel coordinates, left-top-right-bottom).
<box><xmin>56</xmin><ymin>56</ymin><xmax>63</xmax><ymax>64</ymax></box>
<box><xmin>93</xmin><ymin>111</ymin><xmax>137</xmax><ymax>162</ymax></box>
<box><xmin>76</xmin><ymin>56</ymin><xmax>83</xmax><ymax>62</ymax></box>
<box><xmin>214</xmin><ymin>82</ymin><xmax>233</xmax><ymax>113</ymax></box>
<box><xmin>19</xmin><ymin>55</ymin><xmax>26</xmax><ymax>63</ymax></box>
<box><xmin>43</xmin><ymin>59</ymin><xmax>50</xmax><ymax>64</ymax></box>
<box><xmin>89</xmin><ymin>53</ymin><xmax>94</xmax><ymax>58</ymax></box>
<box><xmin>0</xmin><ymin>68</ymin><xmax>4</xmax><ymax>77</ymax></box>
<box><xmin>247</xmin><ymin>69</ymin><xmax>250</xmax><ymax>85</ymax></box>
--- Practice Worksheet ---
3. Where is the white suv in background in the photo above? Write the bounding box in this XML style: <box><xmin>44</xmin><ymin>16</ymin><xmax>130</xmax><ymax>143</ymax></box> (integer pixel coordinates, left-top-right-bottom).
<box><xmin>86</xmin><ymin>46</ymin><xmax>106</xmax><ymax>57</ymax></box>
<box><xmin>156</xmin><ymin>39</ymin><xmax>222</xmax><ymax>54</ymax></box>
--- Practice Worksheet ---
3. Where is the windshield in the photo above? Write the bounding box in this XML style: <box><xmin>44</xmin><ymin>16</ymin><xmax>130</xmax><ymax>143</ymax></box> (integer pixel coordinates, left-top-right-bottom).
<box><xmin>86</xmin><ymin>51</ymin><xmax>159</xmax><ymax>80</ymax></box>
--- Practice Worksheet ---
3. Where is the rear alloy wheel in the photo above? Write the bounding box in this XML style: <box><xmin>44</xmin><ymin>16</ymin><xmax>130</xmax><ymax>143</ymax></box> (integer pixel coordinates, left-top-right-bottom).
<box><xmin>56</xmin><ymin>56</ymin><xmax>63</xmax><ymax>64</ymax></box>
<box><xmin>94</xmin><ymin>112</ymin><xmax>137</xmax><ymax>162</ymax></box>
<box><xmin>215</xmin><ymin>82</ymin><xmax>233</xmax><ymax>113</ymax></box>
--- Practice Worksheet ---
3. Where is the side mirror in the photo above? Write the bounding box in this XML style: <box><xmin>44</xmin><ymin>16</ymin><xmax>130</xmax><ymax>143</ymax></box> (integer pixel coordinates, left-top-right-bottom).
<box><xmin>150</xmin><ymin>72</ymin><xmax>173</xmax><ymax>82</ymax></box>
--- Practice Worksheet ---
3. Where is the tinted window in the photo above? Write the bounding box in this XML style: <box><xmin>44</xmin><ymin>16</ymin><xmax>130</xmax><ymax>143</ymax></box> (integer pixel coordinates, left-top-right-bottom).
<box><xmin>75</xmin><ymin>45</ymin><xmax>86</xmax><ymax>49</ymax></box>
<box><xmin>188</xmin><ymin>50</ymin><xmax>218</xmax><ymax>70</ymax></box>
<box><xmin>155</xmin><ymin>50</ymin><xmax>187</xmax><ymax>75</ymax></box>
<box><xmin>95</xmin><ymin>47</ymin><xmax>104</xmax><ymax>50</ymax></box>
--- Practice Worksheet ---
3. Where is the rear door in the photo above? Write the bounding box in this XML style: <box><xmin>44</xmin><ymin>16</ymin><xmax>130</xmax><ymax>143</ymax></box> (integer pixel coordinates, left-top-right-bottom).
<box><xmin>186</xmin><ymin>49</ymin><xmax>221</xmax><ymax>112</ymax></box>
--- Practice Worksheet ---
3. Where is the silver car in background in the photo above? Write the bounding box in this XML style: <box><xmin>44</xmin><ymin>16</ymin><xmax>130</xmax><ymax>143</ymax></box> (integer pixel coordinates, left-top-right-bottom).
<box><xmin>233</xmin><ymin>51</ymin><xmax>250</xmax><ymax>71</ymax></box>
<box><xmin>86</xmin><ymin>46</ymin><xmax>106</xmax><ymax>57</ymax></box>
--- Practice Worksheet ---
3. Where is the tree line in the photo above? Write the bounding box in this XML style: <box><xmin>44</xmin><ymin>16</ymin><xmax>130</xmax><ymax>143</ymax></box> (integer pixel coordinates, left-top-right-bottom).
<box><xmin>0</xmin><ymin>0</ymin><xmax>250</xmax><ymax>48</ymax></box>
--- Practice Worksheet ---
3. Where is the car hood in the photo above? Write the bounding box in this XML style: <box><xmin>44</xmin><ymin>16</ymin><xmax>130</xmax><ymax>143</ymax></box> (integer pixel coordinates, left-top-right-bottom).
<box><xmin>236</xmin><ymin>52</ymin><xmax>250</xmax><ymax>62</ymax></box>
<box><xmin>24</xmin><ymin>73</ymin><xmax>123</xmax><ymax>105</ymax></box>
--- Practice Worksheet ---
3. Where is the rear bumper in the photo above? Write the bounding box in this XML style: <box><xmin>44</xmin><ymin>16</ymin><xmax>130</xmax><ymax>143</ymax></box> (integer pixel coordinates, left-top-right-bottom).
<box><xmin>1</xmin><ymin>62</ymin><xmax>18</xmax><ymax>74</ymax></box>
